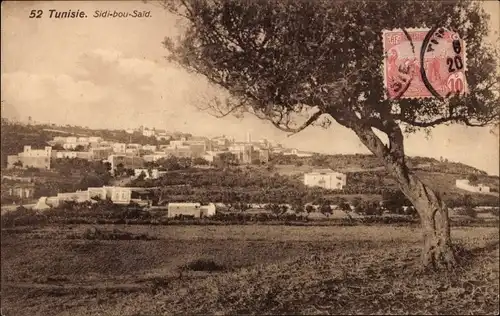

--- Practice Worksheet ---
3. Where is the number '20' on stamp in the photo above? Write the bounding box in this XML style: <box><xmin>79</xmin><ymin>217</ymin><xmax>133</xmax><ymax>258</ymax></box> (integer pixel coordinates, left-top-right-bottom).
<box><xmin>382</xmin><ymin>28</ymin><xmax>468</xmax><ymax>100</ymax></box>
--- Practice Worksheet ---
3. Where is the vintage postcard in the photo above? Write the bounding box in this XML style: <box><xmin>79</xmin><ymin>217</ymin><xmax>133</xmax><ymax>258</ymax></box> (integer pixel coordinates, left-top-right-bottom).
<box><xmin>1</xmin><ymin>1</ymin><xmax>499</xmax><ymax>315</ymax></box>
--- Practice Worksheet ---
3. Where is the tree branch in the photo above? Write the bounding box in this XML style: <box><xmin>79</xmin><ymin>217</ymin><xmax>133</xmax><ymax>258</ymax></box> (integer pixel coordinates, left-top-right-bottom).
<box><xmin>199</xmin><ymin>96</ymin><xmax>248</xmax><ymax>118</ymax></box>
<box><xmin>396</xmin><ymin>114</ymin><xmax>498</xmax><ymax>128</ymax></box>
<box><xmin>269</xmin><ymin>110</ymin><xmax>324</xmax><ymax>136</ymax></box>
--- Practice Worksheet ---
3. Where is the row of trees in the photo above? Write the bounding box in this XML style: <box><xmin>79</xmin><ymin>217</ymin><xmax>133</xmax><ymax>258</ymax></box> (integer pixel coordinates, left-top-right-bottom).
<box><xmin>51</xmin><ymin>144</ymin><xmax>86</xmax><ymax>152</ymax></box>
<box><xmin>131</xmin><ymin>167</ymin><xmax>499</xmax><ymax>207</ymax></box>
<box><xmin>143</xmin><ymin>153</ymin><xmax>252</xmax><ymax>171</ymax></box>
<box><xmin>143</xmin><ymin>156</ymin><xmax>209</xmax><ymax>171</ymax></box>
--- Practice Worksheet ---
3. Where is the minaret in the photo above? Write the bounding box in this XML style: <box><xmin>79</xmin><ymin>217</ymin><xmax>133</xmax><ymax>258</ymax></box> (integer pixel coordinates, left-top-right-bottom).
<box><xmin>246</xmin><ymin>131</ymin><xmax>252</xmax><ymax>143</ymax></box>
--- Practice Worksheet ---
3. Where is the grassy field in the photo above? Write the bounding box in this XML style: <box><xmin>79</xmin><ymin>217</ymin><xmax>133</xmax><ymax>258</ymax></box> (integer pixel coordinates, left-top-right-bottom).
<box><xmin>1</xmin><ymin>224</ymin><xmax>499</xmax><ymax>315</ymax></box>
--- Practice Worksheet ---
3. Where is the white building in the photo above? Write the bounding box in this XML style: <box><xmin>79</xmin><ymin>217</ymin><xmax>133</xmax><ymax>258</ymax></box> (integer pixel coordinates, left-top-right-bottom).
<box><xmin>212</xmin><ymin>136</ymin><xmax>231</xmax><ymax>147</ymax></box>
<box><xmin>156</xmin><ymin>133</ymin><xmax>172</xmax><ymax>141</ymax></box>
<box><xmin>142</xmin><ymin>145</ymin><xmax>157</xmax><ymax>152</ymax></box>
<box><xmin>167</xmin><ymin>202</ymin><xmax>216</xmax><ymax>218</ymax></box>
<box><xmin>202</xmin><ymin>151</ymin><xmax>226</xmax><ymax>163</ymax></box>
<box><xmin>34</xmin><ymin>186</ymin><xmax>155</xmax><ymax>210</ymax></box>
<box><xmin>143</xmin><ymin>153</ymin><xmax>169</xmax><ymax>162</ymax></box>
<box><xmin>143</xmin><ymin>129</ymin><xmax>156</xmax><ymax>137</ymax></box>
<box><xmin>88</xmin><ymin>187</ymin><xmax>108</xmax><ymax>200</ymax></box>
<box><xmin>304</xmin><ymin>169</ymin><xmax>347</xmax><ymax>190</ymax></box>
<box><xmin>125</xmin><ymin>148</ymin><xmax>140</xmax><ymax>156</ymax></box>
<box><xmin>112</xmin><ymin>143</ymin><xmax>127</xmax><ymax>153</ymax></box>
<box><xmin>88</xmin><ymin>136</ymin><xmax>103</xmax><ymax>144</ymax></box>
<box><xmin>128</xmin><ymin>143</ymin><xmax>142</xmax><ymax>149</ymax></box>
<box><xmin>284</xmin><ymin>148</ymin><xmax>313</xmax><ymax>157</ymax></box>
<box><xmin>109</xmin><ymin>187</ymin><xmax>132</xmax><ymax>204</ymax></box>
<box><xmin>169</xmin><ymin>140</ymin><xmax>185</xmax><ymax>147</ymax></box>
<box><xmin>7</xmin><ymin>146</ymin><xmax>52</xmax><ymax>170</ymax></box>
<box><xmin>57</xmin><ymin>191</ymin><xmax>90</xmax><ymax>203</ymax></box>
<box><xmin>201</xmin><ymin>203</ymin><xmax>217</xmax><ymax>216</ymax></box>
<box><xmin>456</xmin><ymin>179</ymin><xmax>491</xmax><ymax>193</ymax></box>
<box><xmin>56</xmin><ymin>151</ymin><xmax>75</xmax><ymax>158</ymax></box>
<box><xmin>52</xmin><ymin>136</ymin><xmax>67</xmax><ymax>144</ymax></box>
<box><xmin>62</xmin><ymin>141</ymin><xmax>88</xmax><ymax>150</ymax></box>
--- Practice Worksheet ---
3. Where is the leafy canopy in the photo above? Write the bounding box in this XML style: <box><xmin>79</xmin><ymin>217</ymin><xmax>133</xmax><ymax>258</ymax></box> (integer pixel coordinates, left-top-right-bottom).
<box><xmin>162</xmin><ymin>0</ymin><xmax>499</xmax><ymax>139</ymax></box>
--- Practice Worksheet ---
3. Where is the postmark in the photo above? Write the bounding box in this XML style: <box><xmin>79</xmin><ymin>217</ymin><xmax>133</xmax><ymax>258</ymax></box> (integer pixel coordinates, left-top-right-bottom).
<box><xmin>383</xmin><ymin>27</ymin><xmax>468</xmax><ymax>100</ymax></box>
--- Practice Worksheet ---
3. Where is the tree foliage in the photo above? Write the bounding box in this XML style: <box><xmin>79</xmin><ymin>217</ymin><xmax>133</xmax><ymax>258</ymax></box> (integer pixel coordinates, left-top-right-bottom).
<box><xmin>163</xmin><ymin>0</ymin><xmax>498</xmax><ymax>136</ymax></box>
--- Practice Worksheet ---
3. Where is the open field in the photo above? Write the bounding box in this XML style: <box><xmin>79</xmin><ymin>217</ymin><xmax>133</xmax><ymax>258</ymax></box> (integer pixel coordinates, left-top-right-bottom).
<box><xmin>1</xmin><ymin>224</ymin><xmax>499</xmax><ymax>315</ymax></box>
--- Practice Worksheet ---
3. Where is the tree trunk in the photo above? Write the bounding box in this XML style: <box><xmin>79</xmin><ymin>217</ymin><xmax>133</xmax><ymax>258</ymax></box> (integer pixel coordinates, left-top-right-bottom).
<box><xmin>347</xmin><ymin>119</ymin><xmax>457</xmax><ymax>269</ymax></box>
<box><xmin>421</xmin><ymin>206</ymin><xmax>457</xmax><ymax>269</ymax></box>
<box><xmin>388</xmin><ymin>162</ymin><xmax>457</xmax><ymax>269</ymax></box>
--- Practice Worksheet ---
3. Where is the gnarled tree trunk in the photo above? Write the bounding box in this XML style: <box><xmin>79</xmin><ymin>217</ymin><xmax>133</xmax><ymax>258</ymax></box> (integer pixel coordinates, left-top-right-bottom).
<box><xmin>349</xmin><ymin>119</ymin><xmax>457</xmax><ymax>269</ymax></box>
<box><xmin>389</xmin><ymin>162</ymin><xmax>457</xmax><ymax>269</ymax></box>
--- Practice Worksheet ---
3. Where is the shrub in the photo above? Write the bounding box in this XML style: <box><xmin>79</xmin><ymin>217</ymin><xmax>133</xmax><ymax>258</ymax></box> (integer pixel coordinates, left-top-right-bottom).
<box><xmin>405</xmin><ymin>206</ymin><xmax>418</xmax><ymax>217</ymax></box>
<box><xmin>362</xmin><ymin>203</ymin><xmax>383</xmax><ymax>216</ymax></box>
<box><xmin>181</xmin><ymin>259</ymin><xmax>226</xmax><ymax>272</ymax></box>
<box><xmin>457</xmin><ymin>207</ymin><xmax>477</xmax><ymax>218</ymax></box>
<box><xmin>489</xmin><ymin>208</ymin><xmax>499</xmax><ymax>217</ymax></box>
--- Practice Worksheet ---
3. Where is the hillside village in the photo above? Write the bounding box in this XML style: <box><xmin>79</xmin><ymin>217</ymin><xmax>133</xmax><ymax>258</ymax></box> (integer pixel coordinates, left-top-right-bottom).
<box><xmin>1</xmin><ymin>119</ymin><xmax>499</xmax><ymax>218</ymax></box>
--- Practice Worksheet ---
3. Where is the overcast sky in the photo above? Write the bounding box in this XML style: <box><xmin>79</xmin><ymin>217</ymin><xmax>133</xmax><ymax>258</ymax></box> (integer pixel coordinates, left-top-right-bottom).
<box><xmin>1</xmin><ymin>1</ymin><xmax>499</xmax><ymax>175</ymax></box>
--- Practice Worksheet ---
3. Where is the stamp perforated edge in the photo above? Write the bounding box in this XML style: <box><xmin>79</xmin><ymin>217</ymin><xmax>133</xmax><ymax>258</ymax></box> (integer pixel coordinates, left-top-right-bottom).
<box><xmin>381</xmin><ymin>28</ymin><xmax>433</xmax><ymax>100</ymax></box>
<box><xmin>381</xmin><ymin>27</ymin><xmax>468</xmax><ymax>100</ymax></box>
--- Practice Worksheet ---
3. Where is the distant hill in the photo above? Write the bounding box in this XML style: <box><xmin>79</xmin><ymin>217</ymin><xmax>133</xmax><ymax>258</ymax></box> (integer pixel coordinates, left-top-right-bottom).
<box><xmin>1</xmin><ymin>120</ymin><xmax>498</xmax><ymax>206</ymax></box>
<box><xmin>0</xmin><ymin>119</ymin><xmax>190</xmax><ymax>167</ymax></box>
<box><xmin>270</xmin><ymin>153</ymin><xmax>489</xmax><ymax>176</ymax></box>
<box><xmin>269</xmin><ymin>153</ymin><xmax>499</xmax><ymax>206</ymax></box>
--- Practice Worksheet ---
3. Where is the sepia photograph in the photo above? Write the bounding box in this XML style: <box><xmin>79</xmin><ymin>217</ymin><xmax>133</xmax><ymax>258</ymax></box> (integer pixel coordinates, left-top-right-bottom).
<box><xmin>1</xmin><ymin>0</ymin><xmax>499</xmax><ymax>315</ymax></box>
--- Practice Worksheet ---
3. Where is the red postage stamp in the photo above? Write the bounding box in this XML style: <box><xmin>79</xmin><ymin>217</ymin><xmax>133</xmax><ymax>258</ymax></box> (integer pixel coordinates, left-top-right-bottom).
<box><xmin>383</xmin><ymin>28</ymin><xmax>468</xmax><ymax>100</ymax></box>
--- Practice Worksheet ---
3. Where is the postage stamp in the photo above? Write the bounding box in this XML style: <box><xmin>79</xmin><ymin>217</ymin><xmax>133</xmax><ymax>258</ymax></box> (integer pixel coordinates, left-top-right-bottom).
<box><xmin>383</xmin><ymin>28</ymin><xmax>468</xmax><ymax>100</ymax></box>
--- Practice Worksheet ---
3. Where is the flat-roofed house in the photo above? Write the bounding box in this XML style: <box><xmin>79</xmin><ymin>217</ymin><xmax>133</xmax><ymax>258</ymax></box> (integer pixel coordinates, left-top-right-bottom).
<box><xmin>143</xmin><ymin>152</ymin><xmax>168</xmax><ymax>162</ymax></box>
<box><xmin>7</xmin><ymin>146</ymin><xmax>52</xmax><ymax>170</ymax></box>
<box><xmin>57</xmin><ymin>191</ymin><xmax>91</xmax><ymax>203</ymax></box>
<box><xmin>167</xmin><ymin>202</ymin><xmax>216</xmax><ymax>218</ymax></box>
<box><xmin>112</xmin><ymin>143</ymin><xmax>126</xmax><ymax>153</ymax></box>
<box><xmin>88</xmin><ymin>187</ymin><xmax>108</xmax><ymax>200</ymax></box>
<box><xmin>168</xmin><ymin>203</ymin><xmax>201</xmax><ymax>218</ymax></box>
<box><xmin>55</xmin><ymin>151</ymin><xmax>92</xmax><ymax>160</ymax></box>
<box><xmin>456</xmin><ymin>179</ymin><xmax>491</xmax><ymax>193</ymax></box>
<box><xmin>107</xmin><ymin>155</ymin><xmax>144</xmax><ymax>172</ymax></box>
<box><xmin>104</xmin><ymin>186</ymin><xmax>132</xmax><ymax>204</ymax></box>
<box><xmin>90</xmin><ymin>147</ymin><xmax>114</xmax><ymax>161</ymax></box>
<box><xmin>201</xmin><ymin>203</ymin><xmax>217</xmax><ymax>217</ymax></box>
<box><xmin>3</xmin><ymin>183</ymin><xmax>35</xmax><ymax>199</ymax></box>
<box><xmin>304</xmin><ymin>169</ymin><xmax>347</xmax><ymax>190</ymax></box>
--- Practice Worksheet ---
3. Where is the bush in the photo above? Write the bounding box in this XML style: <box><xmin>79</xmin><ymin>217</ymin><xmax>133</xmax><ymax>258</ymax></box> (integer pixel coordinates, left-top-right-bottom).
<box><xmin>457</xmin><ymin>207</ymin><xmax>477</xmax><ymax>218</ymax></box>
<box><xmin>405</xmin><ymin>206</ymin><xmax>418</xmax><ymax>217</ymax></box>
<box><xmin>489</xmin><ymin>208</ymin><xmax>499</xmax><ymax>217</ymax></box>
<box><xmin>362</xmin><ymin>203</ymin><xmax>383</xmax><ymax>216</ymax></box>
<box><xmin>181</xmin><ymin>259</ymin><xmax>226</xmax><ymax>272</ymax></box>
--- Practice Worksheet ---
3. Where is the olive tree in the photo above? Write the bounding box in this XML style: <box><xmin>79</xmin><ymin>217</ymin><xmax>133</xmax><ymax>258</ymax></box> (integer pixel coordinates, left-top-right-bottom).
<box><xmin>160</xmin><ymin>0</ymin><xmax>499</xmax><ymax>268</ymax></box>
